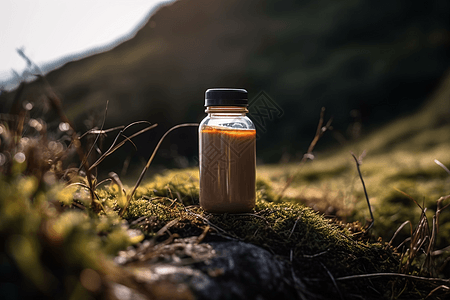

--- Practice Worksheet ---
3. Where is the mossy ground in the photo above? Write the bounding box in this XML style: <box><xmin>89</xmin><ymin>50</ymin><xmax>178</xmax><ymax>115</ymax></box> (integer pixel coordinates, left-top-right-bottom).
<box><xmin>258</xmin><ymin>146</ymin><xmax>450</xmax><ymax>247</ymax></box>
<box><xmin>2</xmin><ymin>147</ymin><xmax>449</xmax><ymax>299</ymax></box>
<box><xmin>2</xmin><ymin>74</ymin><xmax>450</xmax><ymax>299</ymax></box>
<box><xmin>89</xmin><ymin>167</ymin><xmax>441</xmax><ymax>299</ymax></box>
<box><xmin>84</xmin><ymin>163</ymin><xmax>450</xmax><ymax>299</ymax></box>
<box><xmin>2</xmin><ymin>163</ymin><xmax>447</xmax><ymax>299</ymax></box>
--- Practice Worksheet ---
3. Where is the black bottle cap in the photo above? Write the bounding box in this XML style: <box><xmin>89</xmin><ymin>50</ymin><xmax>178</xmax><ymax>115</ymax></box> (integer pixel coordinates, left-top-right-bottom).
<box><xmin>205</xmin><ymin>88</ymin><xmax>248</xmax><ymax>107</ymax></box>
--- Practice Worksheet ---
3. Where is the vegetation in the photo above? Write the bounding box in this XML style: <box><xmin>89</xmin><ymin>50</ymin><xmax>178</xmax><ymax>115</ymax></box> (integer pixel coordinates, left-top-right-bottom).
<box><xmin>258</xmin><ymin>80</ymin><xmax>450</xmax><ymax>249</ymax></box>
<box><xmin>1</xmin><ymin>57</ymin><xmax>450</xmax><ymax>299</ymax></box>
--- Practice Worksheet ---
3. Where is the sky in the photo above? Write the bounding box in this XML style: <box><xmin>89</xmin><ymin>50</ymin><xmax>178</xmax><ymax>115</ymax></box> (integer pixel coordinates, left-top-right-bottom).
<box><xmin>1</xmin><ymin>0</ymin><xmax>171</xmax><ymax>86</ymax></box>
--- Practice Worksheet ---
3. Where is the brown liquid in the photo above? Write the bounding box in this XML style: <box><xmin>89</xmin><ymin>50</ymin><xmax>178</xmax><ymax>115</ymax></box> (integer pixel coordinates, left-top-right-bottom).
<box><xmin>199</xmin><ymin>125</ymin><xmax>256</xmax><ymax>213</ymax></box>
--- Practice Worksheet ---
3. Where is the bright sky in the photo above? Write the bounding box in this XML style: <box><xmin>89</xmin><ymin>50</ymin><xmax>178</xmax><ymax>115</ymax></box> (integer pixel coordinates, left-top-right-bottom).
<box><xmin>1</xmin><ymin>0</ymin><xmax>172</xmax><ymax>85</ymax></box>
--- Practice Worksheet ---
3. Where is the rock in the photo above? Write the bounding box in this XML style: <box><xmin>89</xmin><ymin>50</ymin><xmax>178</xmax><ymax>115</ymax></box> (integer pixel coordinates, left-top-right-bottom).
<box><xmin>191</xmin><ymin>241</ymin><xmax>301</xmax><ymax>300</ymax></box>
<box><xmin>125</xmin><ymin>240</ymin><xmax>305</xmax><ymax>300</ymax></box>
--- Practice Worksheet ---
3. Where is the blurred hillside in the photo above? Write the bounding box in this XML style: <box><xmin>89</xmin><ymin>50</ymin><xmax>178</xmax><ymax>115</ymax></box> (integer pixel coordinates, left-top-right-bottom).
<box><xmin>1</xmin><ymin>0</ymin><xmax>449</xmax><ymax>172</ymax></box>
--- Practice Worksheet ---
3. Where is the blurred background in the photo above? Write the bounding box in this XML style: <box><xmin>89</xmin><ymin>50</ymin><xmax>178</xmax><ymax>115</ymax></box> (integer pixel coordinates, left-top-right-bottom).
<box><xmin>1</xmin><ymin>0</ymin><xmax>450</xmax><ymax>177</ymax></box>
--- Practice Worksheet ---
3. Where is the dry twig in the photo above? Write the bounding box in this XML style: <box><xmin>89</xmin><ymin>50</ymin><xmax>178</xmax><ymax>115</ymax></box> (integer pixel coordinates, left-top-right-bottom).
<box><xmin>278</xmin><ymin>107</ymin><xmax>332</xmax><ymax>199</ymax></box>
<box><xmin>434</xmin><ymin>159</ymin><xmax>450</xmax><ymax>176</ymax></box>
<box><xmin>351</xmin><ymin>152</ymin><xmax>374</xmax><ymax>231</ymax></box>
<box><xmin>119</xmin><ymin>123</ymin><xmax>198</xmax><ymax>217</ymax></box>
<box><xmin>89</xmin><ymin>121</ymin><xmax>157</xmax><ymax>171</ymax></box>
<box><xmin>336</xmin><ymin>272</ymin><xmax>450</xmax><ymax>285</ymax></box>
<box><xmin>79</xmin><ymin>100</ymin><xmax>109</xmax><ymax>172</ymax></box>
<box><xmin>320</xmin><ymin>261</ymin><xmax>344</xmax><ymax>300</ymax></box>
<box><xmin>425</xmin><ymin>285</ymin><xmax>450</xmax><ymax>299</ymax></box>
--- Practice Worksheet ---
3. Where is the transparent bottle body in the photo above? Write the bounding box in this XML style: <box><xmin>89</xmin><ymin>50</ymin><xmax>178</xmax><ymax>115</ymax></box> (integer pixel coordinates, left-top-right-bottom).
<box><xmin>199</xmin><ymin>107</ymin><xmax>256</xmax><ymax>213</ymax></box>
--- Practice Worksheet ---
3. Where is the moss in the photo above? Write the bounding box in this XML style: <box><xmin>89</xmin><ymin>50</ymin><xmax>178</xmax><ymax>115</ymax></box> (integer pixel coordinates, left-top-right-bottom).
<box><xmin>256</xmin><ymin>177</ymin><xmax>278</xmax><ymax>202</ymax></box>
<box><xmin>123</xmin><ymin>198</ymin><xmax>185</xmax><ymax>220</ymax></box>
<box><xmin>140</xmin><ymin>170</ymin><xmax>200</xmax><ymax>206</ymax></box>
<box><xmin>0</xmin><ymin>175</ymin><xmax>139</xmax><ymax>299</ymax></box>
<box><xmin>104</xmin><ymin>171</ymin><xmax>398</xmax><ymax>281</ymax></box>
<box><xmin>1</xmin><ymin>163</ymin><xmax>444</xmax><ymax>299</ymax></box>
<box><xmin>80</xmin><ymin>169</ymin><xmax>406</xmax><ymax>298</ymax></box>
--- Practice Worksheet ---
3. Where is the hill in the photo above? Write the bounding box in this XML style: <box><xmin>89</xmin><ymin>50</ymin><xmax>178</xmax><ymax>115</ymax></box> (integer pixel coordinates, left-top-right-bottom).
<box><xmin>1</xmin><ymin>0</ymin><xmax>449</xmax><ymax>170</ymax></box>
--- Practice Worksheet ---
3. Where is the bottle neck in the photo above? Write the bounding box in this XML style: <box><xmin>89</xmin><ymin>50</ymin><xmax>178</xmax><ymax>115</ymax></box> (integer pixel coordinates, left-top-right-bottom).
<box><xmin>205</xmin><ymin>106</ymin><xmax>248</xmax><ymax>116</ymax></box>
